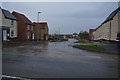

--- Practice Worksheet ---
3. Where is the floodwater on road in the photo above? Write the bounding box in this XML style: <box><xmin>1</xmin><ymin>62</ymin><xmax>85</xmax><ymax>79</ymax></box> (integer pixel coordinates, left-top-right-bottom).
<box><xmin>2</xmin><ymin>39</ymin><xmax>118</xmax><ymax>78</ymax></box>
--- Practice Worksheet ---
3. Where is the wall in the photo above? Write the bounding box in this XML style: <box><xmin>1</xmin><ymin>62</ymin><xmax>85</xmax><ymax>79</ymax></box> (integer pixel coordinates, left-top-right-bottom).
<box><xmin>93</xmin><ymin>10</ymin><xmax>120</xmax><ymax>41</ymax></box>
<box><xmin>33</xmin><ymin>23</ymin><xmax>49</xmax><ymax>41</ymax></box>
<box><xmin>2</xmin><ymin>11</ymin><xmax>17</xmax><ymax>38</ymax></box>
<box><xmin>10</xmin><ymin>20</ymin><xmax>17</xmax><ymax>38</ymax></box>
<box><xmin>110</xmin><ymin>10</ymin><xmax>119</xmax><ymax>41</ymax></box>
<box><xmin>0</xmin><ymin>7</ymin><xmax>2</xmax><ymax>27</ymax></box>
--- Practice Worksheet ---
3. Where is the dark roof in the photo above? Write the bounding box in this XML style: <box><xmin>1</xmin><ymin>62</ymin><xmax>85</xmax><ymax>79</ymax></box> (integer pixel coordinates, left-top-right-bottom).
<box><xmin>102</xmin><ymin>7</ymin><xmax>120</xmax><ymax>24</ymax></box>
<box><xmin>2</xmin><ymin>9</ymin><xmax>17</xmax><ymax>20</ymax></box>
<box><xmin>94</xmin><ymin>7</ymin><xmax>120</xmax><ymax>31</ymax></box>
<box><xmin>12</xmin><ymin>11</ymin><xmax>32</xmax><ymax>25</ymax></box>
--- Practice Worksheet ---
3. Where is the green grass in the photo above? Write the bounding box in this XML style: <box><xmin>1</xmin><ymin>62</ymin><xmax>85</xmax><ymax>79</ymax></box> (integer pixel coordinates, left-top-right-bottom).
<box><xmin>61</xmin><ymin>39</ymin><xmax>68</xmax><ymax>41</ymax></box>
<box><xmin>74</xmin><ymin>40</ymin><xmax>93</xmax><ymax>43</ymax></box>
<box><xmin>73</xmin><ymin>45</ymin><xmax>106</xmax><ymax>52</ymax></box>
<box><xmin>102</xmin><ymin>41</ymin><xmax>110</xmax><ymax>44</ymax></box>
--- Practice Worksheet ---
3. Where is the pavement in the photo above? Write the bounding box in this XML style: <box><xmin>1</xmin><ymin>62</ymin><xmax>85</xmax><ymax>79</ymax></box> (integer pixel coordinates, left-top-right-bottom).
<box><xmin>2</xmin><ymin>39</ymin><xmax>118</xmax><ymax>78</ymax></box>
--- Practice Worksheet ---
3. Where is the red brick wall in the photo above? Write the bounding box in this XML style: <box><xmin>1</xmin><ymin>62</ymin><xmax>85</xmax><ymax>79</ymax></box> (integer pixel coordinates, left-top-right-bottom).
<box><xmin>12</xmin><ymin>13</ymin><xmax>33</xmax><ymax>41</ymax></box>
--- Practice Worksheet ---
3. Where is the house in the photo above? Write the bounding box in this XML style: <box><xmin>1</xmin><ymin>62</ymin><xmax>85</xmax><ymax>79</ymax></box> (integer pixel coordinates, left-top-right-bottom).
<box><xmin>0</xmin><ymin>7</ymin><xmax>17</xmax><ymax>41</ymax></box>
<box><xmin>78</xmin><ymin>31</ymin><xmax>89</xmax><ymax>40</ymax></box>
<box><xmin>93</xmin><ymin>7</ymin><xmax>120</xmax><ymax>42</ymax></box>
<box><xmin>33</xmin><ymin>22</ymin><xmax>49</xmax><ymax>40</ymax></box>
<box><xmin>12</xmin><ymin>11</ymin><xmax>35</xmax><ymax>41</ymax></box>
<box><xmin>89</xmin><ymin>29</ymin><xmax>94</xmax><ymax>41</ymax></box>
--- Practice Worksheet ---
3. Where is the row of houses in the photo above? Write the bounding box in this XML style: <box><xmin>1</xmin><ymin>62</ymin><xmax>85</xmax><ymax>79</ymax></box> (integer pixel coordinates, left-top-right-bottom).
<box><xmin>90</xmin><ymin>6</ymin><xmax>120</xmax><ymax>42</ymax></box>
<box><xmin>0</xmin><ymin>7</ymin><xmax>49</xmax><ymax>41</ymax></box>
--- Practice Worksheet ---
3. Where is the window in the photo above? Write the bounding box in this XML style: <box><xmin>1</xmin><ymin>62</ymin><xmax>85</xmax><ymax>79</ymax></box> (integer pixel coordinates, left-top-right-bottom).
<box><xmin>11</xmin><ymin>31</ymin><xmax>14</xmax><ymax>37</ymax></box>
<box><xmin>27</xmin><ymin>32</ymin><xmax>30</xmax><ymax>39</ymax></box>
<box><xmin>31</xmin><ymin>25</ymin><xmax>33</xmax><ymax>30</ymax></box>
<box><xmin>27</xmin><ymin>25</ymin><xmax>30</xmax><ymax>30</ymax></box>
<box><xmin>116</xmin><ymin>33</ymin><xmax>120</xmax><ymax>40</ymax></box>
<box><xmin>41</xmin><ymin>28</ymin><xmax>44</xmax><ymax>33</ymax></box>
<box><xmin>11</xmin><ymin>20</ymin><xmax>14</xmax><ymax>25</ymax></box>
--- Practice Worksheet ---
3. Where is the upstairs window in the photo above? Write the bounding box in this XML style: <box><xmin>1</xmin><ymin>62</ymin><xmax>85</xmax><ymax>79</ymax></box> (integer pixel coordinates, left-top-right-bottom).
<box><xmin>11</xmin><ymin>20</ymin><xmax>14</xmax><ymax>25</ymax></box>
<box><xmin>27</xmin><ymin>25</ymin><xmax>30</xmax><ymax>30</ymax></box>
<box><xmin>31</xmin><ymin>25</ymin><xmax>33</xmax><ymax>30</ymax></box>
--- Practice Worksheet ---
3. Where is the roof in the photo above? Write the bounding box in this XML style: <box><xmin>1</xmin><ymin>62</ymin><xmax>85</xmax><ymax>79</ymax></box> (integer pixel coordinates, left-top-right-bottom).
<box><xmin>2</xmin><ymin>9</ymin><xmax>17</xmax><ymax>20</ymax></box>
<box><xmin>33</xmin><ymin>22</ymin><xmax>47</xmax><ymax>24</ymax></box>
<box><xmin>12</xmin><ymin>11</ymin><xmax>32</xmax><ymax>25</ymax></box>
<box><xmin>102</xmin><ymin>7</ymin><xmax>120</xmax><ymax>24</ymax></box>
<box><xmin>33</xmin><ymin>22</ymin><xmax>48</xmax><ymax>28</ymax></box>
<box><xmin>94</xmin><ymin>7</ymin><xmax>120</xmax><ymax>31</ymax></box>
<box><xmin>89</xmin><ymin>29</ymin><xmax>94</xmax><ymax>33</ymax></box>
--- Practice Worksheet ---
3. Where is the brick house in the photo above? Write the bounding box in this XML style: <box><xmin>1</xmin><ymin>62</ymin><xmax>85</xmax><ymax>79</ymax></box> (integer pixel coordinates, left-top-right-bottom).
<box><xmin>0</xmin><ymin>7</ymin><xmax>17</xmax><ymax>41</ymax></box>
<box><xmin>78</xmin><ymin>31</ymin><xmax>89</xmax><ymax>40</ymax></box>
<box><xmin>12</xmin><ymin>11</ymin><xmax>35</xmax><ymax>41</ymax></box>
<box><xmin>89</xmin><ymin>29</ymin><xmax>94</xmax><ymax>41</ymax></box>
<box><xmin>33</xmin><ymin>22</ymin><xmax>49</xmax><ymax>40</ymax></box>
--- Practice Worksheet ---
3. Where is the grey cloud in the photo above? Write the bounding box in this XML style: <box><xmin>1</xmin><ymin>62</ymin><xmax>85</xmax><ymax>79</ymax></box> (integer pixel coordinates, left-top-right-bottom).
<box><xmin>2</xmin><ymin>2</ymin><xmax>118</xmax><ymax>34</ymax></box>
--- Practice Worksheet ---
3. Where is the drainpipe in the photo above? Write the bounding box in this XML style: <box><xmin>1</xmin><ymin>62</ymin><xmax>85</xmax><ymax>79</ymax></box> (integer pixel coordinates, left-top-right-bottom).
<box><xmin>109</xmin><ymin>20</ymin><xmax>111</xmax><ymax>41</ymax></box>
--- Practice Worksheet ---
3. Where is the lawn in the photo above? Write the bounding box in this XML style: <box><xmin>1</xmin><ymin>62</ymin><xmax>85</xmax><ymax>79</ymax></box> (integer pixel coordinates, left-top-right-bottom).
<box><xmin>74</xmin><ymin>40</ymin><xmax>93</xmax><ymax>43</ymax></box>
<box><xmin>73</xmin><ymin>45</ymin><xmax>106</xmax><ymax>52</ymax></box>
<box><xmin>61</xmin><ymin>38</ymin><xmax>68</xmax><ymax>41</ymax></box>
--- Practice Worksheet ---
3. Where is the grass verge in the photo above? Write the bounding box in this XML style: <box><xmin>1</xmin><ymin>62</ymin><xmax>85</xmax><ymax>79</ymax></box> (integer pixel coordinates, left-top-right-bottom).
<box><xmin>61</xmin><ymin>39</ymin><xmax>68</xmax><ymax>41</ymax></box>
<box><xmin>73</xmin><ymin>45</ymin><xmax>106</xmax><ymax>52</ymax></box>
<box><xmin>74</xmin><ymin>40</ymin><xmax>93</xmax><ymax>43</ymax></box>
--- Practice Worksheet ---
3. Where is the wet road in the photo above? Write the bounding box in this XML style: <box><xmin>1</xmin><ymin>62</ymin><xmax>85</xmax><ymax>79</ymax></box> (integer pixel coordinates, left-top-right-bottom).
<box><xmin>2</xmin><ymin>39</ymin><xmax>118</xmax><ymax>78</ymax></box>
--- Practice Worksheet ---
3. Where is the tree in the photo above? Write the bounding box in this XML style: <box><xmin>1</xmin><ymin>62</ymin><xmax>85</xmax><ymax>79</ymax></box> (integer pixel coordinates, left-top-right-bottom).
<box><xmin>73</xmin><ymin>33</ymin><xmax>78</xmax><ymax>38</ymax></box>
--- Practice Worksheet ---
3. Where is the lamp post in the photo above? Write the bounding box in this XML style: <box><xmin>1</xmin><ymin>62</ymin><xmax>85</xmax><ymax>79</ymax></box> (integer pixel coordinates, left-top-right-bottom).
<box><xmin>38</xmin><ymin>12</ymin><xmax>41</xmax><ymax>22</ymax></box>
<box><xmin>37</xmin><ymin>12</ymin><xmax>41</xmax><ymax>41</ymax></box>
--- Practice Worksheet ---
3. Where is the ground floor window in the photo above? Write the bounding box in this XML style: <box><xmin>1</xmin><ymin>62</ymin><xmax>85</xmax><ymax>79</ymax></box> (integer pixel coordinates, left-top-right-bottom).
<box><xmin>11</xmin><ymin>31</ymin><xmax>14</xmax><ymax>37</ymax></box>
<box><xmin>116</xmin><ymin>33</ymin><xmax>120</xmax><ymax>40</ymax></box>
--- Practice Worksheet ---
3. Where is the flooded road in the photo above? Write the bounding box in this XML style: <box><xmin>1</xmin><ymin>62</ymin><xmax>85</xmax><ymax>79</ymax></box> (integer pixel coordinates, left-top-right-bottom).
<box><xmin>2</xmin><ymin>39</ymin><xmax>118</xmax><ymax>78</ymax></box>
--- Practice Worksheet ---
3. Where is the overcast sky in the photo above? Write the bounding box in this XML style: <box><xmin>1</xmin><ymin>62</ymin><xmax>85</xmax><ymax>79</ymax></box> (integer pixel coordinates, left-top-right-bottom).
<box><xmin>2</xmin><ymin>2</ymin><xmax>118</xmax><ymax>34</ymax></box>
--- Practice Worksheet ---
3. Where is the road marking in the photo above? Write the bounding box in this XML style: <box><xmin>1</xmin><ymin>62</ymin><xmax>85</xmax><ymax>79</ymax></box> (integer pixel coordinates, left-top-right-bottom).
<box><xmin>2</xmin><ymin>75</ymin><xmax>32</xmax><ymax>80</ymax></box>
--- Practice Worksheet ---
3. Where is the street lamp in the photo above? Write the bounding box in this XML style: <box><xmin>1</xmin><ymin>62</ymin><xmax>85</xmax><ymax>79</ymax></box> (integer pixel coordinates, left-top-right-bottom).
<box><xmin>38</xmin><ymin>12</ymin><xmax>41</xmax><ymax>22</ymax></box>
<box><xmin>37</xmin><ymin>12</ymin><xmax>41</xmax><ymax>41</ymax></box>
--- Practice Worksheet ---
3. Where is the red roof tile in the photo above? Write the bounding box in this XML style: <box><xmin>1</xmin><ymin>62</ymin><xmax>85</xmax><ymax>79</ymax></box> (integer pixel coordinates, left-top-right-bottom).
<box><xmin>12</xmin><ymin>11</ymin><xmax>32</xmax><ymax>24</ymax></box>
<box><xmin>33</xmin><ymin>22</ymin><xmax>48</xmax><ymax>28</ymax></box>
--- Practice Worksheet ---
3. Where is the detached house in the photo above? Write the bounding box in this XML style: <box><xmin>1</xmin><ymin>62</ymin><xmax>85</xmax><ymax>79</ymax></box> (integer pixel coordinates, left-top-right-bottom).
<box><xmin>33</xmin><ymin>22</ymin><xmax>49</xmax><ymax>40</ymax></box>
<box><xmin>0</xmin><ymin>7</ymin><xmax>17</xmax><ymax>41</ymax></box>
<box><xmin>93</xmin><ymin>7</ymin><xmax>120</xmax><ymax>41</ymax></box>
<box><xmin>12</xmin><ymin>11</ymin><xmax>35</xmax><ymax>41</ymax></box>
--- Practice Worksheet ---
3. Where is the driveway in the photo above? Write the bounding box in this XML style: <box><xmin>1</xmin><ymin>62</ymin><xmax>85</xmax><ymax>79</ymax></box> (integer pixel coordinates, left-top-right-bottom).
<box><xmin>2</xmin><ymin>39</ymin><xmax>118</xmax><ymax>78</ymax></box>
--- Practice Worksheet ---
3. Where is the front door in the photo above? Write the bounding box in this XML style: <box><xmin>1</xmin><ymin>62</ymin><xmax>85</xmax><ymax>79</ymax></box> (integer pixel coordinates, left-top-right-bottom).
<box><xmin>3</xmin><ymin>30</ymin><xmax>7</xmax><ymax>41</ymax></box>
<box><xmin>44</xmin><ymin>35</ymin><xmax>46</xmax><ymax>40</ymax></box>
